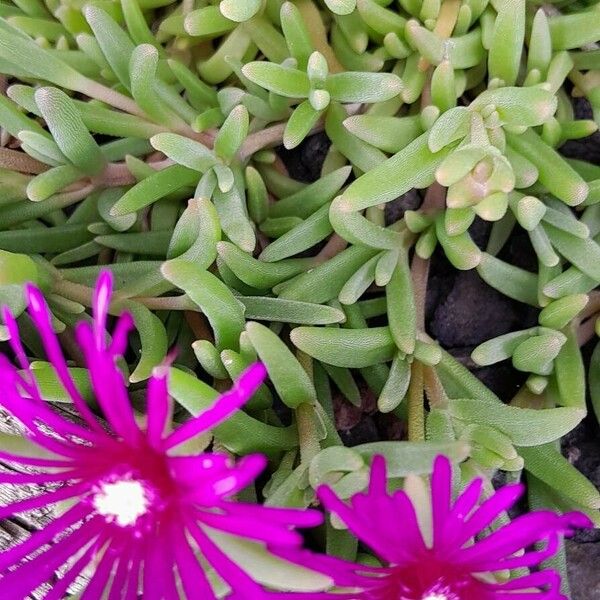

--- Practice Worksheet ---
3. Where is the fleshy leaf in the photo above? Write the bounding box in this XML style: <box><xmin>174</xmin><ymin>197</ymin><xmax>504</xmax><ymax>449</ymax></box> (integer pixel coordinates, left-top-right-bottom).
<box><xmin>449</xmin><ymin>397</ymin><xmax>584</xmax><ymax>446</ymax></box>
<box><xmin>242</xmin><ymin>62</ymin><xmax>311</xmax><ymax>98</ymax></box>
<box><xmin>219</xmin><ymin>0</ymin><xmax>262</xmax><ymax>23</ymax></box>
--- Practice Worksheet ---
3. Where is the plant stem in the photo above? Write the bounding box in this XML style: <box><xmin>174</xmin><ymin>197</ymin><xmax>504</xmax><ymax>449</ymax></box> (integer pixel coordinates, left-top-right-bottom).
<box><xmin>0</xmin><ymin>147</ymin><xmax>47</xmax><ymax>174</ymax></box>
<box><xmin>408</xmin><ymin>183</ymin><xmax>448</xmax><ymax>434</ymax></box>
<box><xmin>296</xmin><ymin>403</ymin><xmax>321</xmax><ymax>465</ymax></box>
<box><xmin>578</xmin><ymin>315</ymin><xmax>598</xmax><ymax>346</ymax></box>
<box><xmin>296</xmin><ymin>350</ymin><xmax>322</xmax><ymax>464</ymax></box>
<box><xmin>0</xmin><ymin>184</ymin><xmax>95</xmax><ymax>228</ymax></box>
<box><xmin>423</xmin><ymin>365</ymin><xmax>448</xmax><ymax>409</ymax></box>
<box><xmin>411</xmin><ymin>256</ymin><xmax>430</xmax><ymax>332</ymax></box>
<box><xmin>295</xmin><ymin>0</ymin><xmax>345</xmax><ymax>73</ymax></box>
<box><xmin>132</xmin><ymin>295</ymin><xmax>197</xmax><ymax>311</ymax></box>
<box><xmin>408</xmin><ymin>360</ymin><xmax>425</xmax><ymax>441</ymax></box>
<box><xmin>81</xmin><ymin>79</ymin><xmax>146</xmax><ymax>117</ymax></box>
<box><xmin>419</xmin><ymin>0</ymin><xmax>461</xmax><ymax>71</ymax></box>
<box><xmin>99</xmin><ymin>159</ymin><xmax>174</xmax><ymax>187</ymax></box>
<box><xmin>315</xmin><ymin>234</ymin><xmax>348</xmax><ymax>264</ymax></box>
<box><xmin>239</xmin><ymin>103</ymin><xmax>361</xmax><ymax>161</ymax></box>
<box><xmin>581</xmin><ymin>291</ymin><xmax>600</xmax><ymax>320</ymax></box>
<box><xmin>53</xmin><ymin>279</ymin><xmax>93</xmax><ymax>307</ymax></box>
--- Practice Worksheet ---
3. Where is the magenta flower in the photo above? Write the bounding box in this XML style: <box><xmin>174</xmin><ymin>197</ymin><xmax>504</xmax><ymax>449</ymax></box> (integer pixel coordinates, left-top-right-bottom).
<box><xmin>0</xmin><ymin>272</ymin><xmax>324</xmax><ymax>599</ymax></box>
<box><xmin>285</xmin><ymin>455</ymin><xmax>590</xmax><ymax>600</ymax></box>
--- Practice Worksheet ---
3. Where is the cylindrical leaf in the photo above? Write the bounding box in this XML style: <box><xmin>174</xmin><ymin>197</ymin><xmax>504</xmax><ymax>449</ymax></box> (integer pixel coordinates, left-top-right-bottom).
<box><xmin>246</xmin><ymin>321</ymin><xmax>317</xmax><ymax>408</ymax></box>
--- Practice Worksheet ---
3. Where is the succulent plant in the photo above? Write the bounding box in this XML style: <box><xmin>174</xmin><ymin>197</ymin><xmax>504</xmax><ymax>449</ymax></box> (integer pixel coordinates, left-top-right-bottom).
<box><xmin>1</xmin><ymin>0</ymin><xmax>600</xmax><ymax>596</ymax></box>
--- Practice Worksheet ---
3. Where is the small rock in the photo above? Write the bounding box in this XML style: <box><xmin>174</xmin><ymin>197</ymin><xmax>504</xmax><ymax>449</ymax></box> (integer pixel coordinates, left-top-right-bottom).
<box><xmin>385</xmin><ymin>189</ymin><xmax>422</xmax><ymax>225</ymax></box>
<box><xmin>450</xmin><ymin>347</ymin><xmax>527</xmax><ymax>401</ymax></box>
<box><xmin>567</xmin><ymin>539</ymin><xmax>600</xmax><ymax>600</ymax></box>
<box><xmin>338</xmin><ymin>417</ymin><xmax>380</xmax><ymax>447</ymax></box>
<box><xmin>279</xmin><ymin>133</ymin><xmax>331</xmax><ymax>182</ymax></box>
<box><xmin>560</xmin><ymin>97</ymin><xmax>600</xmax><ymax>165</ymax></box>
<box><xmin>428</xmin><ymin>270</ymin><xmax>537</xmax><ymax>348</ymax></box>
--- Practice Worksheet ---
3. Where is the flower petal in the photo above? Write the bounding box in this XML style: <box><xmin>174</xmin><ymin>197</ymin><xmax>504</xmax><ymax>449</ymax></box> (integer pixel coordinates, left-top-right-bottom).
<box><xmin>0</xmin><ymin>502</ymin><xmax>90</xmax><ymax>572</ymax></box>
<box><xmin>107</xmin><ymin>541</ymin><xmax>135</xmax><ymax>600</ymax></box>
<box><xmin>186</xmin><ymin>518</ymin><xmax>266</xmax><ymax>598</ymax></box>
<box><xmin>452</xmin><ymin>484</ymin><xmax>524</xmax><ymax>548</ymax></box>
<box><xmin>43</xmin><ymin>535</ymin><xmax>107</xmax><ymax>600</ymax></box>
<box><xmin>0</xmin><ymin>468</ymin><xmax>85</xmax><ymax>485</ymax></box>
<box><xmin>171</xmin><ymin>519</ymin><xmax>215</xmax><ymax>600</ymax></box>
<box><xmin>109</xmin><ymin>312</ymin><xmax>135</xmax><ymax>356</ymax></box>
<box><xmin>491</xmin><ymin>568</ymin><xmax>561</xmax><ymax>592</ymax></box>
<box><xmin>431</xmin><ymin>455</ymin><xmax>452</xmax><ymax>548</ymax></box>
<box><xmin>93</xmin><ymin>270</ymin><xmax>113</xmax><ymax>349</ymax></box>
<box><xmin>163</xmin><ymin>363</ymin><xmax>267</xmax><ymax>450</ymax></box>
<box><xmin>195</xmin><ymin>510</ymin><xmax>303</xmax><ymax>547</ymax></box>
<box><xmin>457</xmin><ymin>511</ymin><xmax>565</xmax><ymax>566</ymax></box>
<box><xmin>0</xmin><ymin>517</ymin><xmax>103</xmax><ymax>600</ymax></box>
<box><xmin>210</xmin><ymin>454</ymin><xmax>267</xmax><ymax>499</ymax></box>
<box><xmin>0</xmin><ymin>449</ymin><xmax>74</xmax><ymax>468</ymax></box>
<box><xmin>75</xmin><ymin>322</ymin><xmax>141</xmax><ymax>443</ymax></box>
<box><xmin>25</xmin><ymin>284</ymin><xmax>104</xmax><ymax>433</ymax></box>
<box><xmin>273</xmin><ymin>546</ymin><xmax>381</xmax><ymax>589</ymax></box>
<box><xmin>438</xmin><ymin>476</ymin><xmax>483</xmax><ymax>549</ymax></box>
<box><xmin>368</xmin><ymin>454</ymin><xmax>387</xmax><ymax>496</ymax></box>
<box><xmin>79</xmin><ymin>539</ymin><xmax>118</xmax><ymax>600</ymax></box>
<box><xmin>0</xmin><ymin>481</ymin><xmax>90</xmax><ymax>519</ymax></box>
<box><xmin>146</xmin><ymin>367</ymin><xmax>171</xmax><ymax>449</ymax></box>
<box><xmin>123</xmin><ymin>543</ymin><xmax>144</xmax><ymax>600</ymax></box>
<box><xmin>221</xmin><ymin>502</ymin><xmax>323</xmax><ymax>529</ymax></box>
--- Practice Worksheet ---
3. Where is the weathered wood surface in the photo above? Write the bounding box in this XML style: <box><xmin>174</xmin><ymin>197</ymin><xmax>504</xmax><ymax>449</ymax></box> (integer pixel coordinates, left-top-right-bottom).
<box><xmin>0</xmin><ymin>406</ymin><xmax>88</xmax><ymax>597</ymax></box>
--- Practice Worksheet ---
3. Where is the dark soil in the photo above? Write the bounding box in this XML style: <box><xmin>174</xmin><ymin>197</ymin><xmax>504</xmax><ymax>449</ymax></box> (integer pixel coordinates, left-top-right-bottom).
<box><xmin>281</xmin><ymin>126</ymin><xmax>600</xmax><ymax>599</ymax></box>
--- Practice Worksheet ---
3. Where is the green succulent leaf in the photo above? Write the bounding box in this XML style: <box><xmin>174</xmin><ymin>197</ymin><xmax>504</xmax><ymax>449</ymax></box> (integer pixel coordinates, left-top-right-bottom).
<box><xmin>544</xmin><ymin>223</ymin><xmax>600</xmax><ymax>281</ymax></box>
<box><xmin>270</xmin><ymin>166</ymin><xmax>352</xmax><ymax>219</ymax></box>
<box><xmin>511</xmin><ymin>333</ymin><xmax>566</xmax><ymax>376</ymax></box>
<box><xmin>169</xmin><ymin>367</ymin><xmax>297</xmax><ymax>453</ymax></box>
<box><xmin>0</xmin><ymin>18</ymin><xmax>87</xmax><ymax>91</ymax></box>
<box><xmin>246</xmin><ymin>321</ymin><xmax>317</xmax><ymax>408</ymax></box>
<box><xmin>386</xmin><ymin>253</ymin><xmax>416</xmax><ymax>355</ymax></box>
<box><xmin>326</xmin><ymin>72</ymin><xmax>403</xmax><ymax>104</ymax></box>
<box><xmin>471</xmin><ymin>86</ymin><xmax>557</xmax><ymax>128</ymax></box>
<box><xmin>150</xmin><ymin>133</ymin><xmax>217</xmax><ymax>172</ymax></box>
<box><xmin>487</xmin><ymin>0</ymin><xmax>525</xmax><ymax>86</ymax></box>
<box><xmin>84</xmin><ymin>5</ymin><xmax>135</xmax><ymax>89</ymax></box>
<box><xmin>111</xmin><ymin>165</ymin><xmax>199</xmax><ymax>216</ymax></box>
<box><xmin>324</xmin><ymin>0</ymin><xmax>356</xmax><ymax>16</ymax></box>
<box><xmin>162</xmin><ymin>259</ymin><xmax>245</xmax><ymax>351</ymax></box>
<box><xmin>428</xmin><ymin>107</ymin><xmax>470</xmax><ymax>153</ymax></box>
<box><xmin>344</xmin><ymin>114</ymin><xmax>422</xmax><ymax>154</ymax></box>
<box><xmin>34</xmin><ymin>87</ymin><xmax>105</xmax><ymax>176</ymax></box>
<box><xmin>260</xmin><ymin>204</ymin><xmax>332</xmax><ymax>262</ymax></box>
<box><xmin>520</xmin><ymin>444</ymin><xmax>600</xmax><ymax>509</ymax></box>
<box><xmin>284</xmin><ymin>100</ymin><xmax>322</xmax><ymax>150</ymax></box>
<box><xmin>378</xmin><ymin>353</ymin><xmax>411</xmax><ymax>413</ymax></box>
<box><xmin>242</xmin><ymin>62</ymin><xmax>311</xmax><ymax>98</ymax></box>
<box><xmin>240</xmin><ymin>297</ymin><xmax>345</xmax><ymax>325</ymax></box>
<box><xmin>290</xmin><ymin>326</ymin><xmax>395</xmax><ymax>368</ymax></box>
<box><xmin>219</xmin><ymin>0</ymin><xmax>262</xmax><ymax>23</ymax></box>
<box><xmin>214</xmin><ymin>105</ymin><xmax>249</xmax><ymax>162</ymax></box>
<box><xmin>449</xmin><ymin>397</ymin><xmax>584</xmax><ymax>446</ymax></box>
<box><xmin>355</xmin><ymin>440</ymin><xmax>470</xmax><ymax>477</ymax></box>
<box><xmin>476</xmin><ymin>252</ymin><xmax>539</xmax><ymax>306</ymax></box>
<box><xmin>124</xmin><ymin>301</ymin><xmax>168</xmax><ymax>383</ymax></box>
<box><xmin>280</xmin><ymin>2</ymin><xmax>313</xmax><ymax>70</ymax></box>
<box><xmin>472</xmin><ymin>328</ymin><xmax>539</xmax><ymax>366</ymax></box>
<box><xmin>506</xmin><ymin>130</ymin><xmax>588</xmax><ymax>207</ymax></box>
<box><xmin>184</xmin><ymin>5</ymin><xmax>236</xmax><ymax>38</ymax></box>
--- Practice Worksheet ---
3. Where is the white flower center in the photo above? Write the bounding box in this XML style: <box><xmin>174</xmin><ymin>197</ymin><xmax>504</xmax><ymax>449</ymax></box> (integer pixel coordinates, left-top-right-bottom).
<box><xmin>93</xmin><ymin>479</ymin><xmax>151</xmax><ymax>527</ymax></box>
<box><xmin>420</xmin><ymin>583</ymin><xmax>460</xmax><ymax>600</ymax></box>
